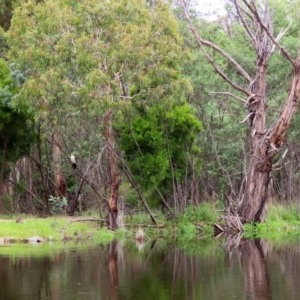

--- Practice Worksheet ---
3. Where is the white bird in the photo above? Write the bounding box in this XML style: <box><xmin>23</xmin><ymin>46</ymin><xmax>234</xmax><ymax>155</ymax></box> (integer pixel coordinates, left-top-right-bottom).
<box><xmin>70</xmin><ymin>154</ymin><xmax>76</xmax><ymax>169</ymax></box>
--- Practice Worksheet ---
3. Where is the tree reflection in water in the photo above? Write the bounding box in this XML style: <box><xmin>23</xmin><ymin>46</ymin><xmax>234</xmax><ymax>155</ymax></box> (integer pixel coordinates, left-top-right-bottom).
<box><xmin>238</xmin><ymin>238</ymin><xmax>272</xmax><ymax>300</ymax></box>
<box><xmin>1</xmin><ymin>238</ymin><xmax>300</xmax><ymax>299</ymax></box>
<box><xmin>108</xmin><ymin>241</ymin><xmax>119</xmax><ymax>300</ymax></box>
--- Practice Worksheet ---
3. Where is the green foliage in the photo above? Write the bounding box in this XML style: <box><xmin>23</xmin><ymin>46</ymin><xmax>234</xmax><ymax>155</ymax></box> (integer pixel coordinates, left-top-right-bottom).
<box><xmin>179</xmin><ymin>203</ymin><xmax>219</xmax><ymax>223</ymax></box>
<box><xmin>7</xmin><ymin>0</ymin><xmax>187</xmax><ymax>121</ymax></box>
<box><xmin>244</xmin><ymin>204</ymin><xmax>300</xmax><ymax>240</ymax></box>
<box><xmin>177</xmin><ymin>203</ymin><xmax>219</xmax><ymax>239</ymax></box>
<box><xmin>0</xmin><ymin>58</ymin><xmax>36</xmax><ymax>173</ymax></box>
<box><xmin>48</xmin><ymin>195</ymin><xmax>68</xmax><ymax>214</ymax></box>
<box><xmin>0</xmin><ymin>27</ymin><xmax>8</xmax><ymax>58</ymax></box>
<box><xmin>7</xmin><ymin>0</ymin><xmax>190</xmax><ymax>203</ymax></box>
<box><xmin>117</xmin><ymin>101</ymin><xmax>202</xmax><ymax>190</ymax></box>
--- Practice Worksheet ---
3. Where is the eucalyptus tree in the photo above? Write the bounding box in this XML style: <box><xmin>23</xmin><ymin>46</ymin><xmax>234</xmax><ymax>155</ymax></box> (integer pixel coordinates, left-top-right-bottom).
<box><xmin>180</xmin><ymin>0</ymin><xmax>300</xmax><ymax>224</ymax></box>
<box><xmin>8</xmin><ymin>0</ymin><xmax>190</xmax><ymax>227</ymax></box>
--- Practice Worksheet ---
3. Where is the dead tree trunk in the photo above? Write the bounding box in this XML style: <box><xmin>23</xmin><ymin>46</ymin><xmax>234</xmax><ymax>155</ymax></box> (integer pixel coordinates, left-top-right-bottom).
<box><xmin>237</xmin><ymin>5</ymin><xmax>271</xmax><ymax>222</ymax></box>
<box><xmin>237</xmin><ymin>3</ymin><xmax>300</xmax><ymax>222</ymax></box>
<box><xmin>104</xmin><ymin>110</ymin><xmax>120</xmax><ymax>230</ymax></box>
<box><xmin>181</xmin><ymin>0</ymin><xmax>300</xmax><ymax>224</ymax></box>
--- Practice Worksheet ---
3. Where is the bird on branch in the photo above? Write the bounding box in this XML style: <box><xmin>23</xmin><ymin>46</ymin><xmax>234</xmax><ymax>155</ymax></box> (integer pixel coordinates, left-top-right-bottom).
<box><xmin>70</xmin><ymin>154</ymin><xmax>76</xmax><ymax>169</ymax></box>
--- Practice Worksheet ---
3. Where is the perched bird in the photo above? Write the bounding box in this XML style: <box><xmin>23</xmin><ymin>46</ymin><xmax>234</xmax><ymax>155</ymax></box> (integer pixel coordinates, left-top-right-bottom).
<box><xmin>70</xmin><ymin>154</ymin><xmax>77</xmax><ymax>169</ymax></box>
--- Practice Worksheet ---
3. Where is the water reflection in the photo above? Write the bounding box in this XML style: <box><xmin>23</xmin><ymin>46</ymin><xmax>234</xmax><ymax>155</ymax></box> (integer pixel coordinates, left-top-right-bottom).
<box><xmin>108</xmin><ymin>241</ymin><xmax>118</xmax><ymax>300</ymax></box>
<box><xmin>0</xmin><ymin>237</ymin><xmax>300</xmax><ymax>299</ymax></box>
<box><xmin>238</xmin><ymin>239</ymin><xmax>272</xmax><ymax>300</ymax></box>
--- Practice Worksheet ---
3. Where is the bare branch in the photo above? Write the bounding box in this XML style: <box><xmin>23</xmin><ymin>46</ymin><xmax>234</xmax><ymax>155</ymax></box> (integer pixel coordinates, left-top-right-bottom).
<box><xmin>180</xmin><ymin>0</ymin><xmax>251</xmax><ymax>96</ymax></box>
<box><xmin>242</xmin><ymin>0</ymin><xmax>295</xmax><ymax>67</ymax></box>
<box><xmin>199</xmin><ymin>38</ymin><xmax>252</xmax><ymax>83</ymax></box>
<box><xmin>210</xmin><ymin>92</ymin><xmax>247</xmax><ymax>103</ymax></box>
<box><xmin>239</xmin><ymin>112</ymin><xmax>254</xmax><ymax>124</ymax></box>
<box><xmin>271</xmin><ymin>21</ymin><xmax>293</xmax><ymax>54</ymax></box>
<box><xmin>232</xmin><ymin>0</ymin><xmax>256</xmax><ymax>46</ymax></box>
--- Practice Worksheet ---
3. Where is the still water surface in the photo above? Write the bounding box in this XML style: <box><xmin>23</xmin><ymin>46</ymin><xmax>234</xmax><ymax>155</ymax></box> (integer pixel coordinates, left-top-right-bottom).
<box><xmin>0</xmin><ymin>237</ymin><xmax>299</xmax><ymax>300</ymax></box>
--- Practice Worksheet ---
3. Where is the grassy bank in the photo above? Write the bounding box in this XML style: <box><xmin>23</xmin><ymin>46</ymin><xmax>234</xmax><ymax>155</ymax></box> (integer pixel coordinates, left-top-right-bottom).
<box><xmin>0</xmin><ymin>203</ymin><xmax>220</xmax><ymax>244</ymax></box>
<box><xmin>244</xmin><ymin>203</ymin><xmax>300</xmax><ymax>240</ymax></box>
<box><xmin>1</xmin><ymin>203</ymin><xmax>300</xmax><ymax>245</ymax></box>
<box><xmin>0</xmin><ymin>217</ymin><xmax>114</xmax><ymax>244</ymax></box>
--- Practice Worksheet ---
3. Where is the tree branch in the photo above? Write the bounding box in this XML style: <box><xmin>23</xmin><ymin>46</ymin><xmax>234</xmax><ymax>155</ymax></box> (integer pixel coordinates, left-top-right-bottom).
<box><xmin>232</xmin><ymin>0</ymin><xmax>256</xmax><ymax>47</ymax></box>
<box><xmin>242</xmin><ymin>0</ymin><xmax>295</xmax><ymax>67</ymax></box>
<box><xmin>180</xmin><ymin>0</ymin><xmax>251</xmax><ymax>96</ymax></box>
<box><xmin>210</xmin><ymin>92</ymin><xmax>247</xmax><ymax>103</ymax></box>
<box><xmin>271</xmin><ymin>21</ymin><xmax>293</xmax><ymax>55</ymax></box>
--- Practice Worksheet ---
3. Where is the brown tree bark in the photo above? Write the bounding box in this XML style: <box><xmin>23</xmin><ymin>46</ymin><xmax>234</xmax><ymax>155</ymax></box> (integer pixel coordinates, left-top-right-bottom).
<box><xmin>52</xmin><ymin>132</ymin><xmax>67</xmax><ymax>198</ymax></box>
<box><xmin>104</xmin><ymin>110</ymin><xmax>120</xmax><ymax>230</ymax></box>
<box><xmin>239</xmin><ymin>43</ymin><xmax>300</xmax><ymax>222</ymax></box>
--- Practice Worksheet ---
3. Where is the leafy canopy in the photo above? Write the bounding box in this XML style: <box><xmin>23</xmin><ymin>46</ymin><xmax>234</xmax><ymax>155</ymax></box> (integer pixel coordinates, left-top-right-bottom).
<box><xmin>117</xmin><ymin>101</ymin><xmax>202</xmax><ymax>189</ymax></box>
<box><xmin>0</xmin><ymin>58</ymin><xmax>35</xmax><ymax>172</ymax></box>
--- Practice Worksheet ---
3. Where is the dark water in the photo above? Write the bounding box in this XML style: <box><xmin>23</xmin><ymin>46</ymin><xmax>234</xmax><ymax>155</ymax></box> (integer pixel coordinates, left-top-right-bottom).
<box><xmin>0</xmin><ymin>237</ymin><xmax>299</xmax><ymax>300</ymax></box>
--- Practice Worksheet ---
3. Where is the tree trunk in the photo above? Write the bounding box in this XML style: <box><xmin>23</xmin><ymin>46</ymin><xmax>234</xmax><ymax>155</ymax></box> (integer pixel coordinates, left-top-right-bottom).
<box><xmin>52</xmin><ymin>132</ymin><xmax>67</xmax><ymax>198</ymax></box>
<box><xmin>238</xmin><ymin>24</ymin><xmax>270</xmax><ymax>222</ymax></box>
<box><xmin>180</xmin><ymin>0</ymin><xmax>300</xmax><ymax>223</ymax></box>
<box><xmin>239</xmin><ymin>52</ymin><xmax>300</xmax><ymax>222</ymax></box>
<box><xmin>104</xmin><ymin>110</ymin><xmax>120</xmax><ymax>230</ymax></box>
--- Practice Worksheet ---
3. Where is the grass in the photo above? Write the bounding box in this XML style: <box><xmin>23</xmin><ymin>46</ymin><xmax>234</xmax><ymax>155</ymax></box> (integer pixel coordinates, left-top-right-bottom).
<box><xmin>0</xmin><ymin>217</ymin><xmax>114</xmax><ymax>243</ymax></box>
<box><xmin>118</xmin><ymin>204</ymin><xmax>221</xmax><ymax>241</ymax></box>
<box><xmin>177</xmin><ymin>203</ymin><xmax>220</xmax><ymax>240</ymax></box>
<box><xmin>3</xmin><ymin>202</ymin><xmax>300</xmax><ymax>246</ymax></box>
<box><xmin>244</xmin><ymin>203</ymin><xmax>300</xmax><ymax>240</ymax></box>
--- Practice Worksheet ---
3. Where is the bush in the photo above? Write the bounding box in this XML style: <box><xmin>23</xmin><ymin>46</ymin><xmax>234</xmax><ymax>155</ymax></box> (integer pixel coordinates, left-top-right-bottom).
<box><xmin>49</xmin><ymin>195</ymin><xmax>67</xmax><ymax>214</ymax></box>
<box><xmin>179</xmin><ymin>203</ymin><xmax>218</xmax><ymax>224</ymax></box>
<box><xmin>177</xmin><ymin>203</ymin><xmax>219</xmax><ymax>239</ymax></box>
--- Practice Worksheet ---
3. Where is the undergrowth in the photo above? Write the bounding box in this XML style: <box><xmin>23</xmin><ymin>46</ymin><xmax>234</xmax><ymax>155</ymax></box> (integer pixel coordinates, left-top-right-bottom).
<box><xmin>177</xmin><ymin>203</ymin><xmax>219</xmax><ymax>240</ymax></box>
<box><xmin>244</xmin><ymin>204</ymin><xmax>300</xmax><ymax>240</ymax></box>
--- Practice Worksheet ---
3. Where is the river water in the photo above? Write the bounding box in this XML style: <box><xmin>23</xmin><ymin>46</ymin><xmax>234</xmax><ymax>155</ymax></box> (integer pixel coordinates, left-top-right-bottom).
<box><xmin>0</xmin><ymin>237</ymin><xmax>299</xmax><ymax>300</ymax></box>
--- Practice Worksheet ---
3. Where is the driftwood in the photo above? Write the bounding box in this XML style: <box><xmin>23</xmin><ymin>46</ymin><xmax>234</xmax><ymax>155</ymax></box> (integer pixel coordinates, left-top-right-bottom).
<box><xmin>123</xmin><ymin>223</ymin><xmax>165</xmax><ymax>228</ymax></box>
<box><xmin>214</xmin><ymin>209</ymin><xmax>244</xmax><ymax>236</ymax></box>
<box><xmin>66</xmin><ymin>218</ymin><xmax>105</xmax><ymax>223</ymax></box>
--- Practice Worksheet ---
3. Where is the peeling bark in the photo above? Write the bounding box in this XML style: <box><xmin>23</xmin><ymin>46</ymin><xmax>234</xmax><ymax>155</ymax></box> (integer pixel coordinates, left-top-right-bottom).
<box><xmin>180</xmin><ymin>0</ymin><xmax>300</xmax><ymax>224</ymax></box>
<box><xmin>52</xmin><ymin>132</ymin><xmax>67</xmax><ymax>198</ymax></box>
<box><xmin>238</xmin><ymin>49</ymin><xmax>300</xmax><ymax>223</ymax></box>
<box><xmin>104</xmin><ymin>110</ymin><xmax>120</xmax><ymax>230</ymax></box>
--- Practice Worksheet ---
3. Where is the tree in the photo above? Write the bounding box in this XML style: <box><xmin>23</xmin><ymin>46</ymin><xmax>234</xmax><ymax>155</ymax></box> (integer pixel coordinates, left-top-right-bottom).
<box><xmin>0</xmin><ymin>58</ymin><xmax>36</xmax><ymax>210</ymax></box>
<box><xmin>117</xmin><ymin>101</ymin><xmax>202</xmax><ymax>212</ymax></box>
<box><xmin>180</xmin><ymin>0</ymin><xmax>300</xmax><ymax>224</ymax></box>
<box><xmin>8</xmin><ymin>0</ymin><xmax>189</xmax><ymax>227</ymax></box>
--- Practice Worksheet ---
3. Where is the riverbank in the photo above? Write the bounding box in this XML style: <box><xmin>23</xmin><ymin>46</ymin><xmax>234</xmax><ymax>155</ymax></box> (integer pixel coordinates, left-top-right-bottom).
<box><xmin>0</xmin><ymin>203</ymin><xmax>300</xmax><ymax>244</ymax></box>
<box><xmin>0</xmin><ymin>217</ymin><xmax>114</xmax><ymax>244</ymax></box>
<box><xmin>0</xmin><ymin>203</ymin><xmax>218</xmax><ymax>244</ymax></box>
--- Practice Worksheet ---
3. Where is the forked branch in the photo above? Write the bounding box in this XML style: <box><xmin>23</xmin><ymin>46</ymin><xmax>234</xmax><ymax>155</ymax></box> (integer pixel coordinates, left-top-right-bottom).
<box><xmin>241</xmin><ymin>0</ymin><xmax>295</xmax><ymax>67</ymax></box>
